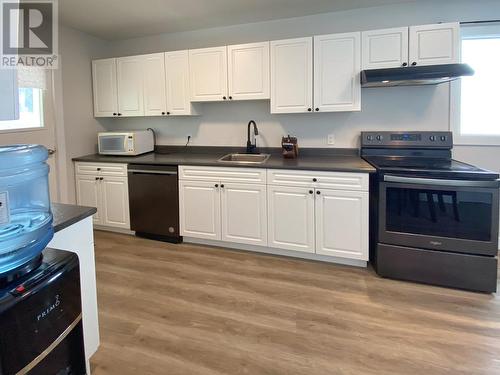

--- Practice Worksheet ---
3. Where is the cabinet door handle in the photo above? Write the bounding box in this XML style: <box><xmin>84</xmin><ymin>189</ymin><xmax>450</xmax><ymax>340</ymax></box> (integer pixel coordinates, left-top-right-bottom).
<box><xmin>220</xmin><ymin>184</ymin><xmax>225</xmax><ymax>188</ymax></box>
<box><xmin>309</xmin><ymin>190</ymin><xmax>313</xmax><ymax>194</ymax></box>
<box><xmin>112</xmin><ymin>113</ymin><xmax>117</xmax><ymax>116</ymax></box>
<box><xmin>215</xmin><ymin>184</ymin><xmax>219</xmax><ymax>188</ymax></box>
<box><xmin>312</xmin><ymin>178</ymin><xmax>317</xmax><ymax>182</ymax></box>
<box><xmin>223</xmin><ymin>96</ymin><xmax>227</xmax><ymax>100</ymax></box>
<box><xmin>307</xmin><ymin>108</ymin><xmax>312</xmax><ymax>112</ymax></box>
<box><xmin>167</xmin><ymin>111</ymin><xmax>171</xmax><ymax>115</ymax></box>
<box><xmin>402</xmin><ymin>62</ymin><xmax>408</xmax><ymax>67</ymax></box>
<box><xmin>411</xmin><ymin>62</ymin><xmax>417</xmax><ymax>66</ymax></box>
<box><xmin>95</xmin><ymin>177</ymin><xmax>99</xmax><ymax>181</ymax></box>
<box><xmin>228</xmin><ymin>96</ymin><xmax>233</xmax><ymax>100</ymax></box>
<box><xmin>161</xmin><ymin>112</ymin><xmax>165</xmax><ymax>115</ymax></box>
<box><xmin>117</xmin><ymin>113</ymin><xmax>122</xmax><ymax>116</ymax></box>
<box><xmin>100</xmin><ymin>177</ymin><xmax>104</xmax><ymax>181</ymax></box>
<box><xmin>316</xmin><ymin>190</ymin><xmax>321</xmax><ymax>195</ymax></box>
<box><xmin>315</xmin><ymin>108</ymin><xmax>319</xmax><ymax>112</ymax></box>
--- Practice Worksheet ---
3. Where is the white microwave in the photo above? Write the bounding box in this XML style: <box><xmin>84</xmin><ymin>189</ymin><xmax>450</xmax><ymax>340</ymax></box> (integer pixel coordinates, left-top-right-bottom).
<box><xmin>98</xmin><ymin>131</ymin><xmax>154</xmax><ymax>156</ymax></box>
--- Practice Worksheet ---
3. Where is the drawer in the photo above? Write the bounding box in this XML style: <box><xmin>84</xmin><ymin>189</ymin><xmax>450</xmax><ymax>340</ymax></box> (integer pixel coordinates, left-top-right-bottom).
<box><xmin>267</xmin><ymin>169</ymin><xmax>369</xmax><ymax>191</ymax></box>
<box><xmin>75</xmin><ymin>162</ymin><xmax>128</xmax><ymax>177</ymax></box>
<box><xmin>179</xmin><ymin>165</ymin><xmax>266</xmax><ymax>184</ymax></box>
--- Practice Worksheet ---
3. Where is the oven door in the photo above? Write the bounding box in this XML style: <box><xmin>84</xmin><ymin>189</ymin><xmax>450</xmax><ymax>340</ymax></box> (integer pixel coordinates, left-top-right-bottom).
<box><xmin>379</xmin><ymin>175</ymin><xmax>499</xmax><ymax>256</ymax></box>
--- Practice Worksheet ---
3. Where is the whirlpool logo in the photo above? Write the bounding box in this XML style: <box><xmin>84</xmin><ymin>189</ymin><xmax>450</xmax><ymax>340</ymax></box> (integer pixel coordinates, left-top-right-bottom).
<box><xmin>36</xmin><ymin>294</ymin><xmax>61</xmax><ymax>321</ymax></box>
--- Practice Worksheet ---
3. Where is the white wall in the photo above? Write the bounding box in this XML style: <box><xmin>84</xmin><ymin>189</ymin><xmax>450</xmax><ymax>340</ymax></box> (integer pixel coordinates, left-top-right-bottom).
<box><xmin>56</xmin><ymin>26</ymin><xmax>110</xmax><ymax>203</ymax></box>
<box><xmin>93</xmin><ymin>0</ymin><xmax>500</xmax><ymax>172</ymax></box>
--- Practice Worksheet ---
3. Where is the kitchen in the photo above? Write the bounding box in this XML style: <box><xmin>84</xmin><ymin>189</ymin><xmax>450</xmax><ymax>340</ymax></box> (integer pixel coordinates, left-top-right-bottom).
<box><xmin>1</xmin><ymin>0</ymin><xmax>500</xmax><ymax>374</ymax></box>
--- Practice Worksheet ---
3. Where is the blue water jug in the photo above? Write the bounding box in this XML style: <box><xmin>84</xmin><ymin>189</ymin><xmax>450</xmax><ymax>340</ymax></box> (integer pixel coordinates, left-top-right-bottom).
<box><xmin>0</xmin><ymin>145</ymin><xmax>53</xmax><ymax>274</ymax></box>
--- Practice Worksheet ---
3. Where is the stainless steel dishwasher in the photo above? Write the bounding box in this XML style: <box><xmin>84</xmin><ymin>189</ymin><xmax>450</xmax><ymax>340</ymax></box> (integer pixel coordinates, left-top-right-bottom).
<box><xmin>127</xmin><ymin>164</ymin><xmax>181</xmax><ymax>243</ymax></box>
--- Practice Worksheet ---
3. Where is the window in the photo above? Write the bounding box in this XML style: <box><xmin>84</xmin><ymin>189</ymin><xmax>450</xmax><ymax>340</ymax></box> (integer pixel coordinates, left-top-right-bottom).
<box><xmin>0</xmin><ymin>69</ymin><xmax>45</xmax><ymax>132</ymax></box>
<box><xmin>451</xmin><ymin>24</ymin><xmax>500</xmax><ymax>145</ymax></box>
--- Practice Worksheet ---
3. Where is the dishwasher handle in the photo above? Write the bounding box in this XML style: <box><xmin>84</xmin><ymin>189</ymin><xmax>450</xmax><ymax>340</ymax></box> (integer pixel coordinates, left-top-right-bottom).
<box><xmin>128</xmin><ymin>169</ymin><xmax>178</xmax><ymax>176</ymax></box>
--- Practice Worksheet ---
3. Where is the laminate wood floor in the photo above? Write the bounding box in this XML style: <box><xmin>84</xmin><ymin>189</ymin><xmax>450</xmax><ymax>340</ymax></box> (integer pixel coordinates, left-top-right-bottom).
<box><xmin>90</xmin><ymin>230</ymin><xmax>500</xmax><ymax>375</ymax></box>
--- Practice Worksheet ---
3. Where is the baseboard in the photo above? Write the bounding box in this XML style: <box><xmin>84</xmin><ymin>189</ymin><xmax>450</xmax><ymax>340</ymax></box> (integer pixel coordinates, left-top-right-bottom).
<box><xmin>184</xmin><ymin>237</ymin><xmax>368</xmax><ymax>268</ymax></box>
<box><xmin>94</xmin><ymin>225</ymin><xmax>135</xmax><ymax>235</ymax></box>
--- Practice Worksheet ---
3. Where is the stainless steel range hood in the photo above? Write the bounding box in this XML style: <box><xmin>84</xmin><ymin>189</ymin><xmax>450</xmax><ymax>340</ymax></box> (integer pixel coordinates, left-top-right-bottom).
<box><xmin>361</xmin><ymin>63</ymin><xmax>474</xmax><ymax>88</ymax></box>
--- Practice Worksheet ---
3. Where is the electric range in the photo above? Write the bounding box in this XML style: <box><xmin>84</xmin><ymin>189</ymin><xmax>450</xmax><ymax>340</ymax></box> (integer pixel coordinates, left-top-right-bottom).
<box><xmin>361</xmin><ymin>131</ymin><xmax>500</xmax><ymax>293</ymax></box>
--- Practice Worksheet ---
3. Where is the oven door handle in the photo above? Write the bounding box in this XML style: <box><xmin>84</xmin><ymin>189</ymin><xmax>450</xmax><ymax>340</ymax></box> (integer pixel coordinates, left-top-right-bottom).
<box><xmin>383</xmin><ymin>175</ymin><xmax>500</xmax><ymax>188</ymax></box>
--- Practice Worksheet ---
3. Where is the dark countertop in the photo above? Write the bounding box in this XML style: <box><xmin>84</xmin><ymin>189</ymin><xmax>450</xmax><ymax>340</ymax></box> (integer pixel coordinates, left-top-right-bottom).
<box><xmin>52</xmin><ymin>203</ymin><xmax>97</xmax><ymax>233</ymax></box>
<box><xmin>73</xmin><ymin>147</ymin><xmax>376</xmax><ymax>174</ymax></box>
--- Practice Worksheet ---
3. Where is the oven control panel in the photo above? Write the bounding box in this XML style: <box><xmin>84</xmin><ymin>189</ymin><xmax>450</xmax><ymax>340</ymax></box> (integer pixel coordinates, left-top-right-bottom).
<box><xmin>361</xmin><ymin>131</ymin><xmax>453</xmax><ymax>148</ymax></box>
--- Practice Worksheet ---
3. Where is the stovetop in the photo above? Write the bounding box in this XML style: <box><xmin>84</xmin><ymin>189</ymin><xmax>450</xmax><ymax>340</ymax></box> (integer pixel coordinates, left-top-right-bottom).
<box><xmin>362</xmin><ymin>155</ymin><xmax>499</xmax><ymax>180</ymax></box>
<box><xmin>360</xmin><ymin>131</ymin><xmax>499</xmax><ymax>181</ymax></box>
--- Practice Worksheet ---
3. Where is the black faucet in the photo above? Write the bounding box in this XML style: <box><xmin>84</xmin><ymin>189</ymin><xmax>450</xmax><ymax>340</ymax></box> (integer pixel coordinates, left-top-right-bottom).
<box><xmin>246</xmin><ymin>120</ymin><xmax>259</xmax><ymax>154</ymax></box>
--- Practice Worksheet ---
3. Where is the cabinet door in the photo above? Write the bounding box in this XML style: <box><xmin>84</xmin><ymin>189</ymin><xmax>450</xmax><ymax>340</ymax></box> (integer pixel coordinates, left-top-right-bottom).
<box><xmin>362</xmin><ymin>27</ymin><xmax>409</xmax><ymax>69</ymax></box>
<box><xmin>189</xmin><ymin>46</ymin><xmax>228</xmax><ymax>102</ymax></box>
<box><xmin>314</xmin><ymin>32</ymin><xmax>361</xmax><ymax>112</ymax></box>
<box><xmin>101</xmin><ymin>176</ymin><xmax>130</xmax><ymax>229</ymax></box>
<box><xmin>267</xmin><ymin>186</ymin><xmax>315</xmax><ymax>253</ymax></box>
<box><xmin>165</xmin><ymin>50</ymin><xmax>197</xmax><ymax>115</ymax></box>
<box><xmin>221</xmin><ymin>183</ymin><xmax>267</xmax><ymax>246</ymax></box>
<box><xmin>143</xmin><ymin>53</ymin><xmax>167</xmax><ymax>116</ymax></box>
<box><xmin>92</xmin><ymin>58</ymin><xmax>118</xmax><ymax>117</ymax></box>
<box><xmin>179</xmin><ymin>180</ymin><xmax>221</xmax><ymax>240</ymax></box>
<box><xmin>271</xmin><ymin>37</ymin><xmax>313</xmax><ymax>114</ymax></box>
<box><xmin>409</xmin><ymin>22</ymin><xmax>460</xmax><ymax>66</ymax></box>
<box><xmin>76</xmin><ymin>175</ymin><xmax>102</xmax><ymax>225</ymax></box>
<box><xmin>315</xmin><ymin>189</ymin><xmax>368</xmax><ymax>260</ymax></box>
<box><xmin>228</xmin><ymin>42</ymin><xmax>270</xmax><ymax>100</ymax></box>
<box><xmin>116</xmin><ymin>56</ymin><xmax>144</xmax><ymax>116</ymax></box>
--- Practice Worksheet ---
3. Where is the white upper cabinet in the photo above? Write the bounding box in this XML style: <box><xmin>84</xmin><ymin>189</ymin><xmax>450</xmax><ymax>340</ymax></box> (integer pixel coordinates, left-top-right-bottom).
<box><xmin>116</xmin><ymin>55</ymin><xmax>144</xmax><ymax>116</ymax></box>
<box><xmin>362</xmin><ymin>22</ymin><xmax>460</xmax><ymax>70</ymax></box>
<box><xmin>362</xmin><ymin>27</ymin><xmax>409</xmax><ymax>69</ymax></box>
<box><xmin>409</xmin><ymin>22</ymin><xmax>460</xmax><ymax>66</ymax></box>
<box><xmin>314</xmin><ymin>32</ymin><xmax>361</xmax><ymax>112</ymax></box>
<box><xmin>165</xmin><ymin>50</ymin><xmax>197</xmax><ymax>116</ymax></box>
<box><xmin>143</xmin><ymin>53</ymin><xmax>167</xmax><ymax>116</ymax></box>
<box><xmin>189</xmin><ymin>46</ymin><xmax>228</xmax><ymax>102</ymax></box>
<box><xmin>92</xmin><ymin>58</ymin><xmax>118</xmax><ymax>117</ymax></box>
<box><xmin>228</xmin><ymin>42</ymin><xmax>270</xmax><ymax>101</ymax></box>
<box><xmin>271</xmin><ymin>37</ymin><xmax>313</xmax><ymax>114</ymax></box>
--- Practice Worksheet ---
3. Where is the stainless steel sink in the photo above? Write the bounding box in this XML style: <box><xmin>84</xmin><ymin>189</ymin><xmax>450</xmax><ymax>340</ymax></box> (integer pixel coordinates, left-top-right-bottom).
<box><xmin>217</xmin><ymin>153</ymin><xmax>270</xmax><ymax>164</ymax></box>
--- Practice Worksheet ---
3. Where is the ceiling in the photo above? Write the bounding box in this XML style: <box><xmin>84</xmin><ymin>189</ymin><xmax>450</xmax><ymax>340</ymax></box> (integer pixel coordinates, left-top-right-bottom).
<box><xmin>60</xmin><ymin>0</ymin><xmax>417</xmax><ymax>40</ymax></box>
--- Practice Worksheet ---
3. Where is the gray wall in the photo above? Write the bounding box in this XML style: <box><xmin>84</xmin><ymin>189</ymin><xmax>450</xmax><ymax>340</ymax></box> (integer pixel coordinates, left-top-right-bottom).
<box><xmin>56</xmin><ymin>26</ymin><xmax>110</xmax><ymax>203</ymax></box>
<box><xmin>94</xmin><ymin>0</ymin><xmax>500</xmax><ymax>172</ymax></box>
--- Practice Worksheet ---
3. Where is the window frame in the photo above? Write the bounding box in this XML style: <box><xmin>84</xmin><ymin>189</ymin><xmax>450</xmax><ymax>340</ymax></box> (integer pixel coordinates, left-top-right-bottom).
<box><xmin>450</xmin><ymin>23</ymin><xmax>500</xmax><ymax>146</ymax></box>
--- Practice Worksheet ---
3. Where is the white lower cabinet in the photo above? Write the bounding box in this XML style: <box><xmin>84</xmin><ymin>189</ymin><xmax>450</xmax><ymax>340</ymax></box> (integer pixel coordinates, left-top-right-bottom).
<box><xmin>179</xmin><ymin>166</ymin><xmax>369</xmax><ymax>264</ymax></box>
<box><xmin>179</xmin><ymin>177</ymin><xmax>267</xmax><ymax>246</ymax></box>
<box><xmin>221</xmin><ymin>183</ymin><xmax>267</xmax><ymax>246</ymax></box>
<box><xmin>75</xmin><ymin>163</ymin><xmax>130</xmax><ymax>230</ymax></box>
<box><xmin>315</xmin><ymin>189</ymin><xmax>369</xmax><ymax>260</ymax></box>
<box><xmin>267</xmin><ymin>185</ymin><xmax>315</xmax><ymax>253</ymax></box>
<box><xmin>179</xmin><ymin>180</ymin><xmax>221</xmax><ymax>240</ymax></box>
<box><xmin>76</xmin><ymin>175</ymin><xmax>102</xmax><ymax>225</ymax></box>
<box><xmin>100</xmin><ymin>177</ymin><xmax>130</xmax><ymax>229</ymax></box>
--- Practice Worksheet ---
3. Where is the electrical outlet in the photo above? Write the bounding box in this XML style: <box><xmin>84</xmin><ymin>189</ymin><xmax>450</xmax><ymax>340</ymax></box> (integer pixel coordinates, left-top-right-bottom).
<box><xmin>327</xmin><ymin>134</ymin><xmax>335</xmax><ymax>146</ymax></box>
